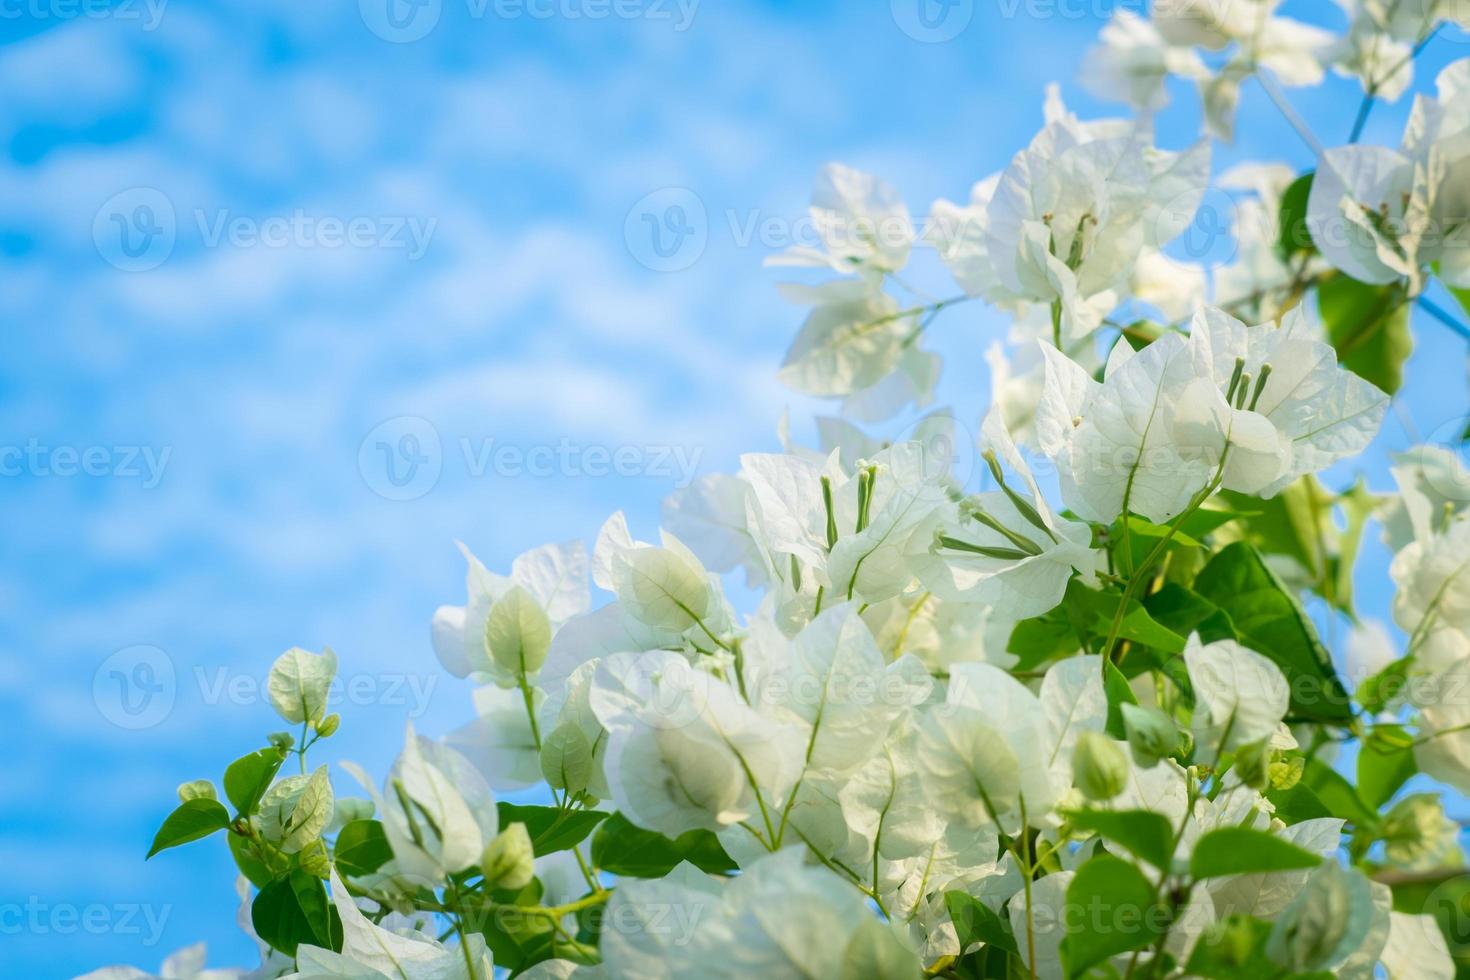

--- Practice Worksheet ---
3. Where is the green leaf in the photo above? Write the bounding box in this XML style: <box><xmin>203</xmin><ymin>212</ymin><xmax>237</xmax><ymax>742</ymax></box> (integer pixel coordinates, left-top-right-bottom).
<box><xmin>590</xmin><ymin>812</ymin><xmax>737</xmax><ymax>878</ymax></box>
<box><xmin>1143</xmin><ymin>584</ymin><xmax>1235</xmax><ymax>644</ymax></box>
<box><xmin>1300</xmin><ymin>757</ymin><xmax>1377</xmax><ymax>828</ymax></box>
<box><xmin>1265</xmin><ymin>781</ymin><xmax>1333</xmax><ymax>825</ymax></box>
<box><xmin>147</xmin><ymin>798</ymin><xmax>232</xmax><ymax>858</ymax></box>
<box><xmin>1193</xmin><ymin>543</ymin><xmax>1353</xmax><ymax>722</ymax></box>
<box><xmin>333</xmin><ymin>819</ymin><xmax>393</xmax><ymax>877</ymax></box>
<box><xmin>1359</xmin><ymin>657</ymin><xmax>1413</xmax><ymax>715</ymax></box>
<box><xmin>945</xmin><ymin>891</ymin><xmax>1018</xmax><ymax>954</ymax></box>
<box><xmin>1449</xmin><ymin>283</ymin><xmax>1470</xmax><ymax>320</ymax></box>
<box><xmin>1318</xmin><ymin>273</ymin><xmax>1412</xmax><ymax>394</ymax></box>
<box><xmin>1059</xmin><ymin>854</ymin><xmax>1163</xmax><ymax>977</ymax></box>
<box><xmin>1124</xmin><ymin>516</ymin><xmax>1203</xmax><ymax>549</ymax></box>
<box><xmin>1065</xmin><ymin>580</ymin><xmax>1186</xmax><ymax>655</ymax></box>
<box><xmin>1007</xmin><ymin>611</ymin><xmax>1080</xmax><ymax>671</ymax></box>
<box><xmin>1068</xmin><ymin>808</ymin><xmax>1175</xmax><ymax>872</ymax></box>
<box><xmin>224</xmin><ymin>746</ymin><xmax>288</xmax><ymax>817</ymax></box>
<box><xmin>496</xmin><ymin>803</ymin><xmax>608</xmax><ymax>856</ymax></box>
<box><xmin>251</xmin><ymin>869</ymin><xmax>341</xmax><ymax>957</ymax></box>
<box><xmin>1277</xmin><ymin>171</ymin><xmax>1315</xmax><ymax>259</ymax></box>
<box><xmin>1357</xmin><ymin>734</ymin><xmax>1418</xmax><ymax>810</ymax></box>
<box><xmin>1328</xmin><ymin>479</ymin><xmax>1380</xmax><ymax>618</ymax></box>
<box><xmin>1189</xmin><ymin>827</ymin><xmax>1321</xmax><ymax>879</ymax></box>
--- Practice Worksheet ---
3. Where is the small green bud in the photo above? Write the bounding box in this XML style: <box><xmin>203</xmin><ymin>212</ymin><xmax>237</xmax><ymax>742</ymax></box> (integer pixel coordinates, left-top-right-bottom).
<box><xmin>1073</xmin><ymin>731</ymin><xmax>1129</xmax><ymax>801</ymax></box>
<box><xmin>177</xmin><ymin>779</ymin><xmax>216</xmax><ymax>803</ymax></box>
<box><xmin>268</xmin><ymin>731</ymin><xmax>296</xmax><ymax>752</ymax></box>
<box><xmin>481</xmin><ymin>823</ymin><xmax>535</xmax><ymax>891</ymax></box>
<box><xmin>1233</xmin><ymin>739</ymin><xmax>1272</xmax><ymax>791</ymax></box>
<box><xmin>298</xmin><ymin>838</ymin><xmax>332</xmax><ymax>878</ymax></box>
<box><xmin>1269</xmin><ymin>755</ymin><xmax>1304</xmax><ymax>791</ymax></box>
<box><xmin>314</xmin><ymin>713</ymin><xmax>341</xmax><ymax>738</ymax></box>
<box><xmin>1121</xmin><ymin>703</ymin><xmax>1181</xmax><ymax>769</ymax></box>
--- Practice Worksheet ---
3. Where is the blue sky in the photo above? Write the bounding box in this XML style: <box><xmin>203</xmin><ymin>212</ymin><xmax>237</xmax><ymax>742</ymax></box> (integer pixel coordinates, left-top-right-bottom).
<box><xmin>3</xmin><ymin>0</ymin><xmax>1469</xmax><ymax>975</ymax></box>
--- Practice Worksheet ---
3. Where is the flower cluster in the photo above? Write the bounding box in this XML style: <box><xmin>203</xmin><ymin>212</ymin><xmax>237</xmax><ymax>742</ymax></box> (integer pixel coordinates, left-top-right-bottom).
<box><xmin>90</xmin><ymin>5</ymin><xmax>1470</xmax><ymax>980</ymax></box>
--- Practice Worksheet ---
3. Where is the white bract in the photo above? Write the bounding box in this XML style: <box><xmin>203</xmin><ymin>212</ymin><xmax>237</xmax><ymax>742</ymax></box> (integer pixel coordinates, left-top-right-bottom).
<box><xmin>1184</xmin><ymin>633</ymin><xmax>1290</xmax><ymax>754</ymax></box>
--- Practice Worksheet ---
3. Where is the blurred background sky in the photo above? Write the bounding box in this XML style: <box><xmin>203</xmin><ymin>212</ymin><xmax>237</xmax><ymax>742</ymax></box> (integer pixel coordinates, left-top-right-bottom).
<box><xmin>3</xmin><ymin>0</ymin><xmax>1469</xmax><ymax>975</ymax></box>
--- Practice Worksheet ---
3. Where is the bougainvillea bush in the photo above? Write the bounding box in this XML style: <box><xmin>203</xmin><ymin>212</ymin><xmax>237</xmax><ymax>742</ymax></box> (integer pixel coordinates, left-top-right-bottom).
<box><xmin>87</xmin><ymin>2</ymin><xmax>1470</xmax><ymax>978</ymax></box>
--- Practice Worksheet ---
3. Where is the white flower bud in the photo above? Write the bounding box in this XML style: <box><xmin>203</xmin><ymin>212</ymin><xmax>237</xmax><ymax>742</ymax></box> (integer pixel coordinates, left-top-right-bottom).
<box><xmin>1073</xmin><ymin>731</ymin><xmax>1129</xmax><ymax>801</ymax></box>
<box><xmin>177</xmin><ymin>779</ymin><xmax>216</xmax><ymax>803</ymax></box>
<box><xmin>481</xmin><ymin>823</ymin><xmax>535</xmax><ymax>891</ymax></box>
<box><xmin>1266</xmin><ymin>862</ymin><xmax>1373</xmax><ymax>973</ymax></box>
<box><xmin>1121</xmin><ymin>702</ymin><xmax>1181</xmax><ymax>767</ymax></box>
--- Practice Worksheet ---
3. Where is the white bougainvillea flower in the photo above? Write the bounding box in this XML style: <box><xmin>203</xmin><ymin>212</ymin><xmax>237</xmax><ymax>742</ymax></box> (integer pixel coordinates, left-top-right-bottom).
<box><xmin>601</xmin><ymin>849</ymin><xmax>882</xmax><ymax>979</ymax></box>
<box><xmin>593</xmin><ymin>511</ymin><xmax>734</xmax><ymax>648</ymax></box>
<box><xmin>775</xmin><ymin>278</ymin><xmax>918</xmax><ymax>401</ymax></box>
<box><xmin>343</xmin><ymin>724</ymin><xmax>498</xmax><ymax>885</ymax></box>
<box><xmin>985</xmin><ymin>318</ymin><xmax>1105</xmax><ymax>447</ymax></box>
<box><xmin>916</xmin><ymin>662</ymin><xmax>1061</xmax><ymax>832</ymax></box>
<box><xmin>1183</xmin><ymin>307</ymin><xmax>1389</xmax><ymax>496</ymax></box>
<box><xmin>1082</xmin><ymin>10</ymin><xmax>1209</xmax><ymax>111</ymax></box>
<box><xmin>1330</xmin><ymin>0</ymin><xmax>1417</xmax><ymax>100</ymax></box>
<box><xmin>1037</xmin><ymin>332</ymin><xmax>1221</xmax><ymax>523</ymax></box>
<box><xmin>1184</xmin><ymin>633</ymin><xmax>1290</xmax><ymax>755</ymax></box>
<box><xmin>736</xmin><ymin>439</ymin><xmax>950</xmax><ymax>611</ymax></box>
<box><xmin>1207</xmin><ymin>817</ymin><xmax>1344</xmax><ymax>919</ymax></box>
<box><xmin>445</xmin><ymin>682</ymin><xmax>545</xmax><ymax>792</ymax></box>
<box><xmin>284</xmin><ymin>870</ymin><xmax>492</xmax><ymax>980</ymax></box>
<box><xmin>927</xmin><ymin>174</ymin><xmax>1003</xmax><ymax>298</ymax></box>
<box><xmin>1382</xmin><ymin>911</ymin><xmax>1457</xmax><ymax>979</ymax></box>
<box><xmin>1310</xmin><ymin>63</ymin><xmax>1470</xmax><ymax>291</ymax></box>
<box><xmin>431</xmin><ymin>539</ymin><xmax>588</xmax><ymax>679</ymax></box>
<box><xmin>661</xmin><ymin>473</ymin><xmax>761</xmax><ymax>583</ymax></box>
<box><xmin>911</xmin><ymin>410</ymin><xmax>1098</xmax><ymax>618</ymax></box>
<box><xmin>1215</xmin><ymin>163</ymin><xmax>1306</xmax><ymax>314</ymax></box>
<box><xmin>1007</xmin><ymin>868</ymin><xmax>1074</xmax><ymax>980</ymax></box>
<box><xmin>75</xmin><ymin>945</ymin><xmax>246</xmax><ymax>980</ymax></box>
<box><xmin>1131</xmin><ymin>248</ymin><xmax>1206</xmax><ymax>322</ymax></box>
<box><xmin>982</xmin><ymin>94</ymin><xmax>1210</xmax><ymax>343</ymax></box>
<box><xmin>1266</xmin><ymin>862</ymin><xmax>1378</xmax><ymax>974</ymax></box>
<box><xmin>1381</xmin><ymin>444</ymin><xmax>1470</xmax><ymax>553</ymax></box>
<box><xmin>1391</xmin><ymin>512</ymin><xmax>1470</xmax><ymax>674</ymax></box>
<box><xmin>766</xmin><ymin>162</ymin><xmax>914</xmax><ymax>275</ymax></box>
<box><xmin>1412</xmin><ymin>657</ymin><xmax>1470</xmax><ymax>792</ymax></box>
<box><xmin>747</xmin><ymin>603</ymin><xmax>930</xmax><ymax>777</ymax></box>
<box><xmin>1187</xmin><ymin>5</ymin><xmax>1333</xmax><ymax>139</ymax></box>
<box><xmin>590</xmin><ymin>650</ymin><xmax>803</xmax><ymax>838</ymax></box>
